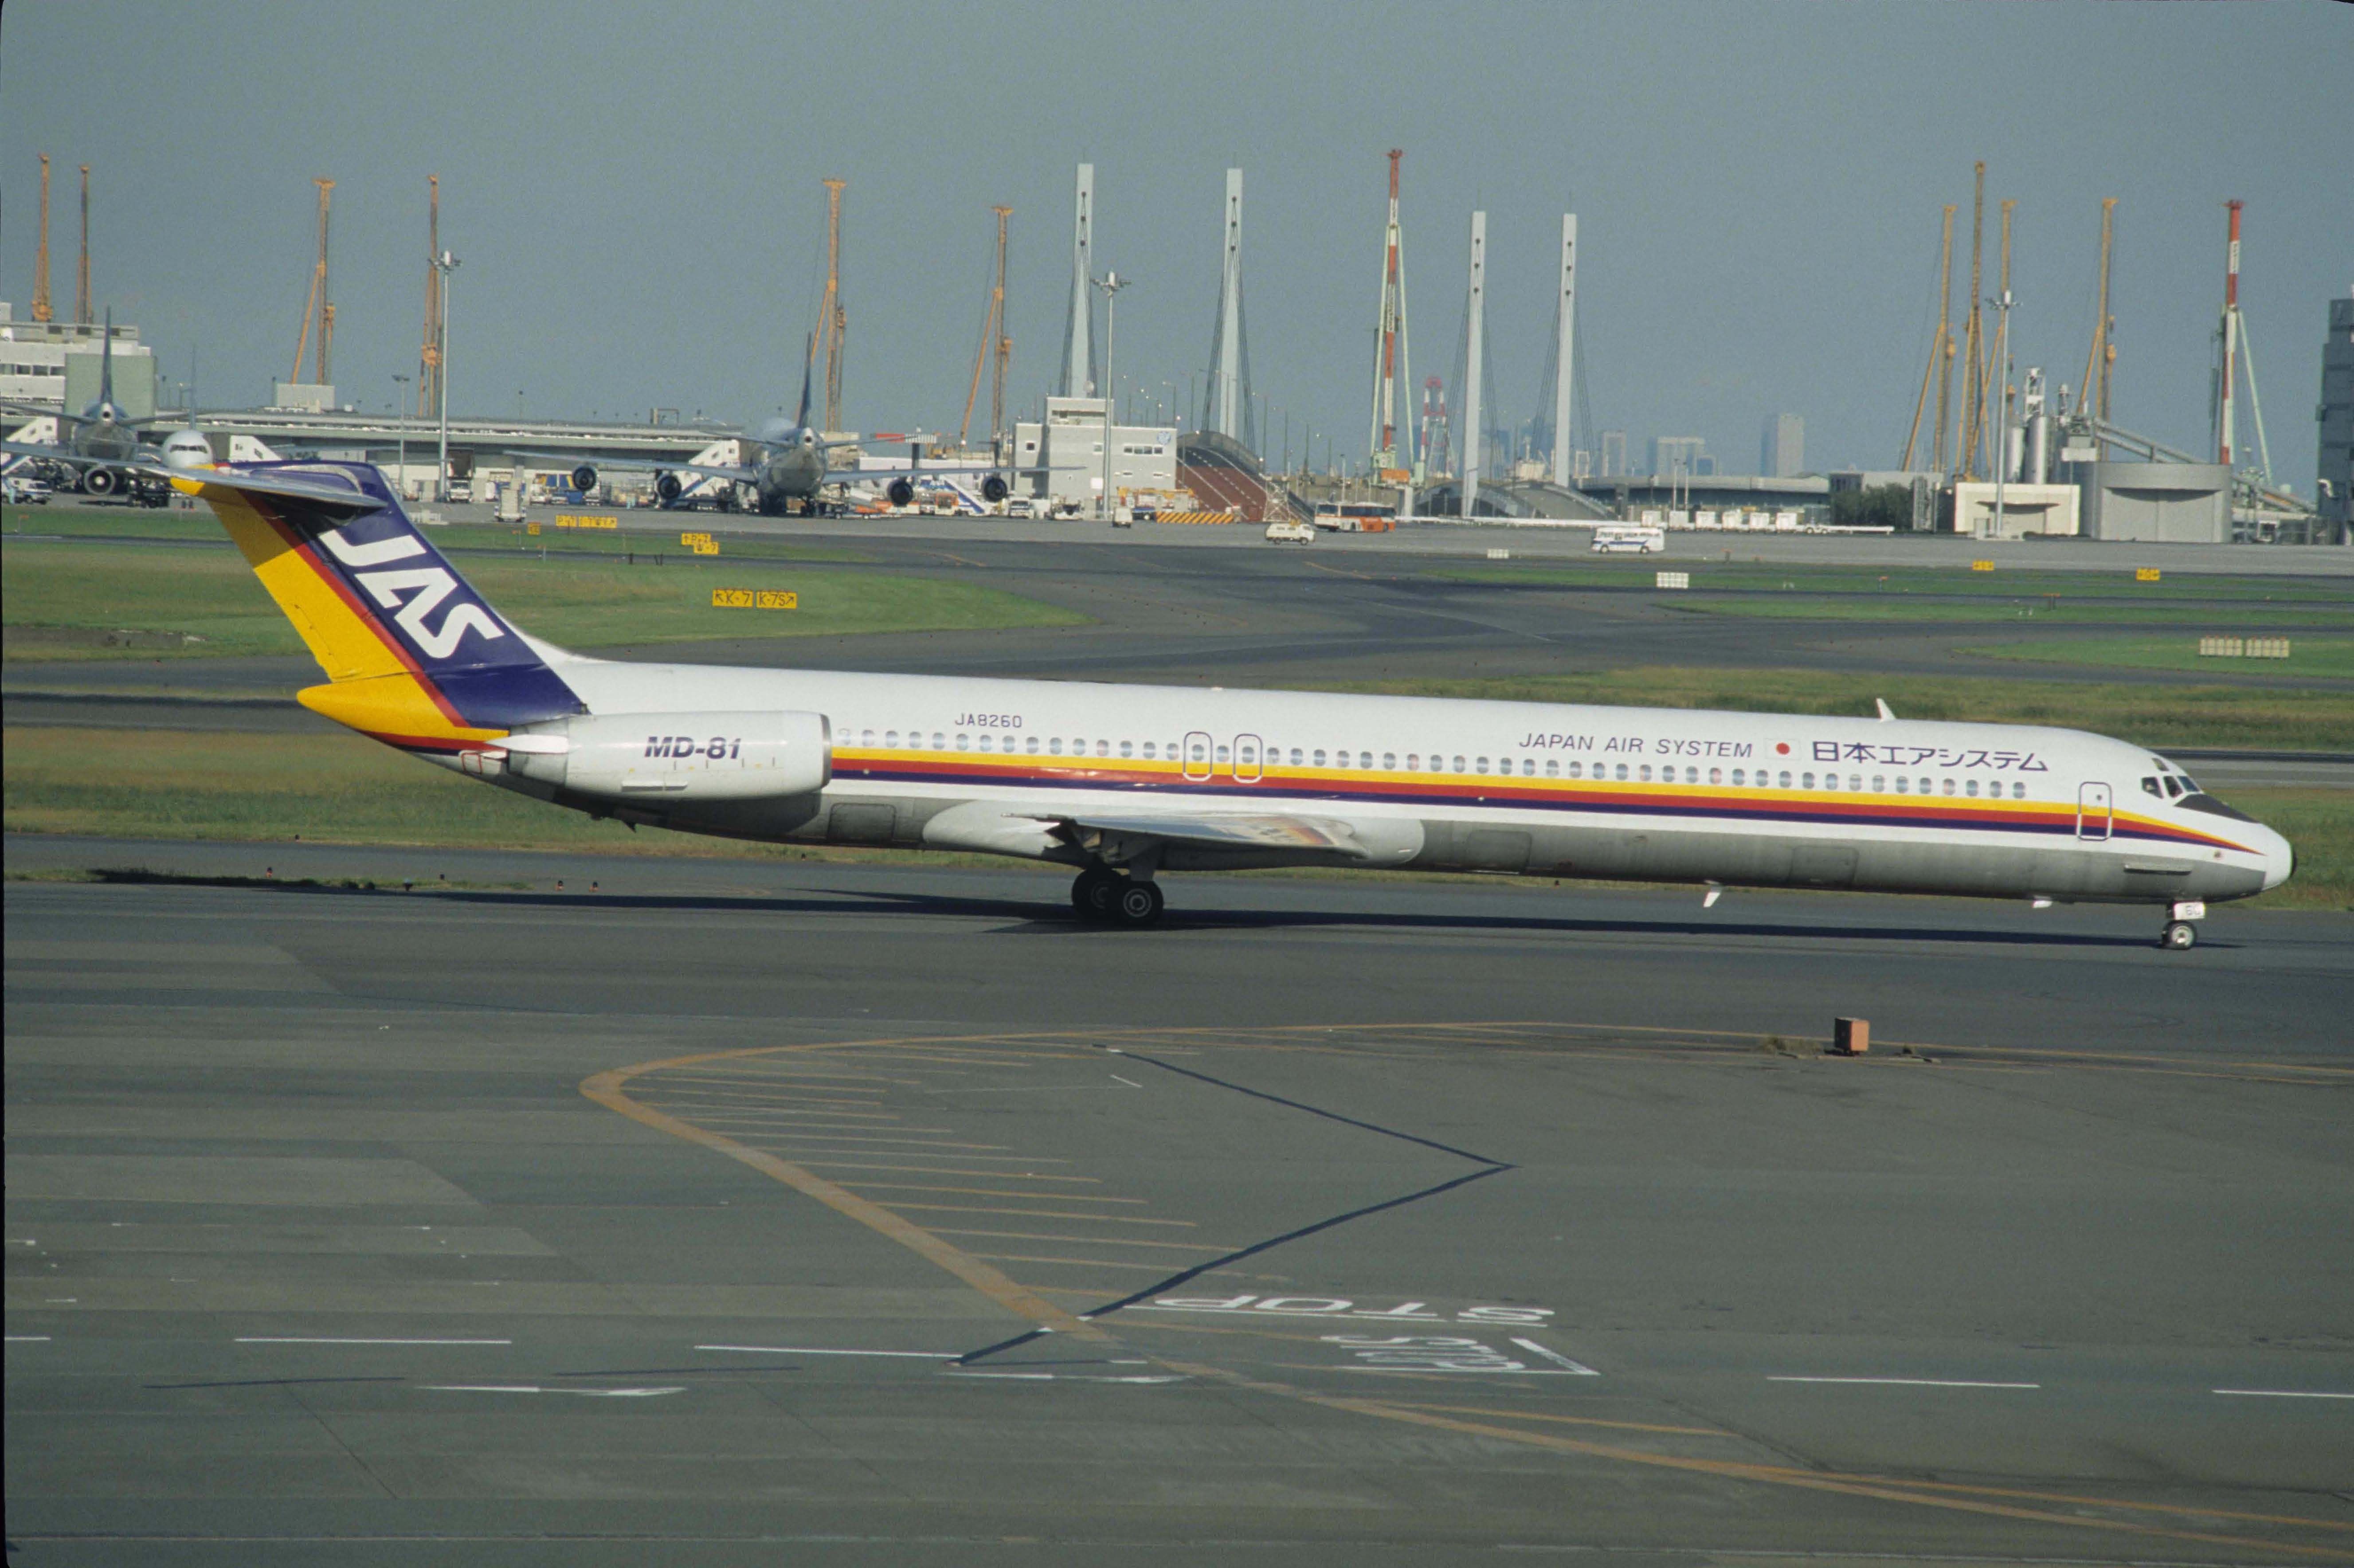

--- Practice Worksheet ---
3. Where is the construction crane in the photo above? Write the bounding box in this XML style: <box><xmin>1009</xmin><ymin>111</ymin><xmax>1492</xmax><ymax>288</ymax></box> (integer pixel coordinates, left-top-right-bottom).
<box><xmin>958</xmin><ymin>205</ymin><xmax>1012</xmax><ymax>451</ymax></box>
<box><xmin>1900</xmin><ymin>203</ymin><xmax>1955</xmax><ymax>471</ymax></box>
<box><xmin>818</xmin><ymin>178</ymin><xmax>848</xmax><ymax>431</ymax></box>
<box><xmin>2079</xmin><ymin>198</ymin><xmax>2116</xmax><ymax>443</ymax></box>
<box><xmin>31</xmin><ymin>154</ymin><xmax>54</xmax><ymax>323</ymax></box>
<box><xmin>290</xmin><ymin>177</ymin><xmax>335</xmax><ymax>386</ymax></box>
<box><xmin>76</xmin><ymin>163</ymin><xmax>91</xmax><ymax>325</ymax></box>
<box><xmin>1954</xmin><ymin>162</ymin><xmax>1987</xmax><ymax>479</ymax></box>
<box><xmin>419</xmin><ymin>176</ymin><xmax>443</xmax><ymax>419</ymax></box>
<box><xmin>2214</xmin><ymin>198</ymin><xmax>2276</xmax><ymax>488</ymax></box>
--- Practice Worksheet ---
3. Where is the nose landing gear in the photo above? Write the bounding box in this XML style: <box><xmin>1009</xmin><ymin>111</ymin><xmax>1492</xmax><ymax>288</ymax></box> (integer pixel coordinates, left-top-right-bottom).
<box><xmin>1071</xmin><ymin>868</ymin><xmax>1164</xmax><ymax>927</ymax></box>
<box><xmin>2158</xmin><ymin>899</ymin><xmax>2206</xmax><ymax>951</ymax></box>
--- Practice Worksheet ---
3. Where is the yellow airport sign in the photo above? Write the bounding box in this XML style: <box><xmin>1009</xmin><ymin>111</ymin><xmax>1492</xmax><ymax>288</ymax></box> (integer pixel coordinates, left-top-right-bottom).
<box><xmin>554</xmin><ymin>513</ymin><xmax>618</xmax><ymax>529</ymax></box>
<box><xmin>681</xmin><ymin>531</ymin><xmax>713</xmax><ymax>547</ymax></box>
<box><xmin>712</xmin><ymin>588</ymin><xmax>797</xmax><ymax>609</ymax></box>
<box><xmin>692</xmin><ymin>540</ymin><xmax>719</xmax><ymax>556</ymax></box>
<box><xmin>1970</xmin><ymin>559</ymin><xmax>1994</xmax><ymax>572</ymax></box>
<box><xmin>2136</xmin><ymin>567</ymin><xmax>2161</xmax><ymax>582</ymax></box>
<box><xmin>525</xmin><ymin>521</ymin><xmax>541</xmax><ymax>536</ymax></box>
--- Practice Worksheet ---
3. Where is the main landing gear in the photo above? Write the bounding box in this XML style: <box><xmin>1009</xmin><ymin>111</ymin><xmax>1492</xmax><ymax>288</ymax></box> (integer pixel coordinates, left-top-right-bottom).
<box><xmin>1071</xmin><ymin>867</ymin><xmax>1164</xmax><ymax>927</ymax></box>
<box><xmin>2159</xmin><ymin>899</ymin><xmax>2206</xmax><ymax>952</ymax></box>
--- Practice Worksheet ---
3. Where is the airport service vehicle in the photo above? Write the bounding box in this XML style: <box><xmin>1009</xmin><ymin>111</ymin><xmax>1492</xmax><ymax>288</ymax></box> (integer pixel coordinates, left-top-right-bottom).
<box><xmin>1265</xmin><ymin>520</ymin><xmax>1316</xmax><ymax>545</ymax></box>
<box><xmin>4</xmin><ymin>474</ymin><xmax>52</xmax><ymax>504</ymax></box>
<box><xmin>167</xmin><ymin>462</ymin><xmax>2290</xmax><ymax>942</ymax></box>
<box><xmin>1592</xmin><ymin>524</ymin><xmax>1667</xmax><ymax>554</ymax></box>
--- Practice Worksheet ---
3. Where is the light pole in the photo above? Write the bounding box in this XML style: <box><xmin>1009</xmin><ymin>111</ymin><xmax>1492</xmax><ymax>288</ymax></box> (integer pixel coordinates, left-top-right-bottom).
<box><xmin>433</xmin><ymin>250</ymin><xmax>459</xmax><ymax>502</ymax></box>
<box><xmin>1093</xmin><ymin>269</ymin><xmax>1131</xmax><ymax>519</ymax></box>
<box><xmin>392</xmin><ymin>373</ymin><xmax>410</xmax><ymax>497</ymax></box>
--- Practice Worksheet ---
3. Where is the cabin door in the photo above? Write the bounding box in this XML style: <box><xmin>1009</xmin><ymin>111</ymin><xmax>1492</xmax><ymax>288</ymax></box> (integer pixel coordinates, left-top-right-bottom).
<box><xmin>2076</xmin><ymin>781</ymin><xmax>2113</xmax><ymax>842</ymax></box>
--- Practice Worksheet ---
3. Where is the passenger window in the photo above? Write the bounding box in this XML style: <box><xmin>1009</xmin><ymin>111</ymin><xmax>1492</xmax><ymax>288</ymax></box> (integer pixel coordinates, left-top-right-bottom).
<box><xmin>1141</xmin><ymin>741</ymin><xmax>1155</xmax><ymax>759</ymax></box>
<box><xmin>956</xmin><ymin>734</ymin><xmax>971</xmax><ymax>751</ymax></box>
<box><xmin>1917</xmin><ymin>777</ymin><xmax>1931</xmax><ymax>794</ymax></box>
<box><xmin>1778</xmin><ymin>771</ymin><xmax>1791</xmax><ymax>788</ymax></box>
<box><xmin>862</xmin><ymin>729</ymin><xmax>875</xmax><ymax>746</ymax></box>
<box><xmin>1639</xmin><ymin>765</ymin><xmax>1653</xmax><ymax>782</ymax></box>
<box><xmin>1313</xmin><ymin>749</ymin><xmax>1327</xmax><ymax>766</ymax></box>
<box><xmin>1709</xmin><ymin>767</ymin><xmax>1722</xmax><ymax>785</ymax></box>
<box><xmin>1383</xmin><ymin>753</ymin><xmax>1397</xmax><ymax>770</ymax></box>
<box><xmin>1893</xmin><ymin>776</ymin><xmax>1907</xmax><ymax>794</ymax></box>
<box><xmin>932</xmin><ymin>732</ymin><xmax>945</xmax><ymax>750</ymax></box>
<box><xmin>1476</xmin><ymin>757</ymin><xmax>1490</xmax><ymax>773</ymax></box>
<box><xmin>1027</xmin><ymin>736</ymin><xmax>1041</xmax><ymax>755</ymax></box>
<box><xmin>1849</xmin><ymin>775</ymin><xmax>1861</xmax><ymax>791</ymax></box>
<box><xmin>885</xmin><ymin>730</ymin><xmax>899</xmax><ymax>748</ymax></box>
<box><xmin>1453</xmin><ymin>755</ymin><xmax>1466</xmax><ymax>773</ymax></box>
<box><xmin>1120</xmin><ymin>741</ymin><xmax>1134</xmax><ymax>759</ymax></box>
<box><xmin>1215</xmin><ymin>745</ymin><xmax>1230</xmax><ymax>764</ymax></box>
<box><xmin>1615</xmin><ymin>764</ymin><xmax>1629</xmax><ymax>781</ymax></box>
<box><xmin>1942</xmin><ymin>778</ymin><xmax>1955</xmax><ymax>796</ymax></box>
<box><xmin>977</xmin><ymin>734</ymin><xmax>993</xmax><ymax>753</ymax></box>
<box><xmin>1732</xmin><ymin>768</ymin><xmax>1746</xmax><ymax>786</ymax></box>
<box><xmin>1872</xmin><ymin>775</ymin><xmax>1885</xmax><ymax>792</ymax></box>
<box><xmin>1685</xmin><ymin>767</ymin><xmax>1698</xmax><ymax>784</ymax></box>
<box><xmin>1544</xmin><ymin>759</ymin><xmax>1559</xmax><ymax>778</ymax></box>
<box><xmin>1521</xmin><ymin>759</ymin><xmax>1535</xmax><ymax>776</ymax></box>
<box><xmin>1240</xmin><ymin>742</ymin><xmax>1257</xmax><ymax>764</ymax></box>
<box><xmin>1567</xmin><ymin>760</ymin><xmax>1583</xmax><ymax>779</ymax></box>
<box><xmin>1802</xmin><ymin>772</ymin><xmax>1814</xmax><ymax>788</ymax></box>
<box><xmin>1966</xmin><ymin>778</ymin><xmax>1979</xmax><ymax>797</ymax></box>
<box><xmin>1095</xmin><ymin>741</ymin><xmax>1109</xmax><ymax>758</ymax></box>
<box><xmin>1290</xmin><ymin>748</ymin><xmax>1304</xmax><ymax>766</ymax></box>
<box><xmin>1359</xmin><ymin>752</ymin><xmax>1373</xmax><ymax>769</ymax></box>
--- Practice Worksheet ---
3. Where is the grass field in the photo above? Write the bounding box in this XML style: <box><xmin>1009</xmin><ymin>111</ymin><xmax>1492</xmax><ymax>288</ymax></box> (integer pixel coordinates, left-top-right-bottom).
<box><xmin>1</xmin><ymin>536</ymin><xmax>1083</xmax><ymax>662</ymax></box>
<box><xmin>1960</xmin><ymin>635</ymin><xmax>2354</xmax><ymax>679</ymax></box>
<box><xmin>1440</xmin><ymin>558</ymin><xmax>2354</xmax><ymax>604</ymax></box>
<box><xmin>4</xmin><ymin>724</ymin><xmax>2345</xmax><ymax>909</ymax></box>
<box><xmin>1318</xmin><ymin>667</ymin><xmax>2354</xmax><ymax>752</ymax></box>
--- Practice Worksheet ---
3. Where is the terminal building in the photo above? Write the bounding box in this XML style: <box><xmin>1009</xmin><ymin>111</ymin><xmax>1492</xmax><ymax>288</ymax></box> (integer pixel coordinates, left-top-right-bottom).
<box><xmin>1008</xmin><ymin>397</ymin><xmax>1177</xmax><ymax>510</ymax></box>
<box><xmin>0</xmin><ymin>304</ymin><xmax>157</xmax><ymax>418</ymax></box>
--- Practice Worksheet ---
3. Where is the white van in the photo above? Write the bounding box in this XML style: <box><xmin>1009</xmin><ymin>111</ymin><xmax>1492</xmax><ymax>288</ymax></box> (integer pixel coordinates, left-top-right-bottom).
<box><xmin>1264</xmin><ymin>520</ymin><xmax>1316</xmax><ymax>545</ymax></box>
<box><xmin>1591</xmin><ymin>524</ymin><xmax>1666</xmax><ymax>554</ymax></box>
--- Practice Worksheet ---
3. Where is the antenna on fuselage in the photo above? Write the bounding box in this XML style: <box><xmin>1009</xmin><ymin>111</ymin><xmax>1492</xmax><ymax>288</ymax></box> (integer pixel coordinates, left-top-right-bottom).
<box><xmin>1875</xmin><ymin>698</ymin><xmax>1897</xmax><ymax>722</ymax></box>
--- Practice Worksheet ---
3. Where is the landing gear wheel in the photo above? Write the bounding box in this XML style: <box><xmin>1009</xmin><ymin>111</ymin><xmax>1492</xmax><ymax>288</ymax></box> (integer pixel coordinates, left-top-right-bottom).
<box><xmin>2161</xmin><ymin>920</ymin><xmax>2197</xmax><ymax>951</ymax></box>
<box><xmin>1112</xmin><ymin>879</ymin><xmax>1164</xmax><ymax>927</ymax></box>
<box><xmin>1071</xmin><ymin>868</ymin><xmax>1120</xmax><ymax>921</ymax></box>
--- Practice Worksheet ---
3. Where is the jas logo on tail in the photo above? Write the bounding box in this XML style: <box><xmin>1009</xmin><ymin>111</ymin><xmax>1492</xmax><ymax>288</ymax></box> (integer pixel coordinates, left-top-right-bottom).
<box><xmin>320</xmin><ymin>529</ymin><xmax>506</xmax><ymax>659</ymax></box>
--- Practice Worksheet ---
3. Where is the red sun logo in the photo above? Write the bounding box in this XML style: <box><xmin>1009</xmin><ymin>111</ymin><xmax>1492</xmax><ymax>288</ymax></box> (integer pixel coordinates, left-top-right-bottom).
<box><xmin>1775</xmin><ymin>742</ymin><xmax>1791</xmax><ymax>756</ymax></box>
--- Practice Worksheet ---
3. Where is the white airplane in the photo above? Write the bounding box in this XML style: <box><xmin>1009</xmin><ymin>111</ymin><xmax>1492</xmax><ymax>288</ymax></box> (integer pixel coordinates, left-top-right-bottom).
<box><xmin>163</xmin><ymin>461</ymin><xmax>2290</xmax><ymax>948</ymax></box>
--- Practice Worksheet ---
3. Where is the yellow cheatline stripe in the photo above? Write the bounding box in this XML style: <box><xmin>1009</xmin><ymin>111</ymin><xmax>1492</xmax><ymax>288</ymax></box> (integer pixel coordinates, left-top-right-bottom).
<box><xmin>582</xmin><ymin>1046</ymin><xmax>1104</xmax><ymax>1341</ymax></box>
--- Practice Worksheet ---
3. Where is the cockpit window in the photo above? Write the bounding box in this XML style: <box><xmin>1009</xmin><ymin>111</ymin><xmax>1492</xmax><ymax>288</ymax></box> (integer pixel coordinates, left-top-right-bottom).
<box><xmin>2164</xmin><ymin>776</ymin><xmax>2186</xmax><ymax>798</ymax></box>
<box><xmin>2141</xmin><ymin>776</ymin><xmax>2162</xmax><ymax>797</ymax></box>
<box><xmin>2176</xmin><ymin>793</ymin><xmax>2256</xmax><ymax>823</ymax></box>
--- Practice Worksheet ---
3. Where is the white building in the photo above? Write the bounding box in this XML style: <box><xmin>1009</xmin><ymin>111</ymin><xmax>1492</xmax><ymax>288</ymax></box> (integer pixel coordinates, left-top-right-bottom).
<box><xmin>0</xmin><ymin>302</ymin><xmax>156</xmax><ymax>417</ymax></box>
<box><xmin>1951</xmin><ymin>481</ymin><xmax>2080</xmax><ymax>539</ymax></box>
<box><xmin>1010</xmin><ymin>397</ymin><xmax>1177</xmax><ymax>508</ymax></box>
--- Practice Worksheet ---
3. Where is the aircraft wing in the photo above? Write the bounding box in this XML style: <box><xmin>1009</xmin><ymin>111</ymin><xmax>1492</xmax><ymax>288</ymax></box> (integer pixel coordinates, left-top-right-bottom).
<box><xmin>157</xmin><ymin>464</ymin><xmax>385</xmax><ymax>514</ymax></box>
<box><xmin>820</xmin><ymin>463</ymin><xmax>1008</xmax><ymax>485</ymax></box>
<box><xmin>921</xmin><ymin>800</ymin><xmax>1422</xmax><ymax>866</ymax></box>
<box><xmin>511</xmin><ymin>451</ymin><xmax>761</xmax><ymax>484</ymax></box>
<box><xmin>5</xmin><ymin>439</ymin><xmax>168</xmax><ymax>469</ymax></box>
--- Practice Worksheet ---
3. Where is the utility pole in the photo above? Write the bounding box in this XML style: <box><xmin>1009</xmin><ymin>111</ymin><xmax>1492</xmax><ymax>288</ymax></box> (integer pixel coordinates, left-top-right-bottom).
<box><xmin>1461</xmin><ymin>211</ymin><xmax>1486</xmax><ymax>516</ymax></box>
<box><xmin>1550</xmin><ymin>212</ymin><xmax>1577</xmax><ymax>487</ymax></box>
<box><xmin>31</xmin><ymin>154</ymin><xmax>54</xmax><ymax>323</ymax></box>
<box><xmin>434</xmin><ymin>251</ymin><xmax>459</xmax><ymax>501</ymax></box>
<box><xmin>1094</xmin><ymin>270</ymin><xmax>1131</xmax><ymax>519</ymax></box>
<box><xmin>1989</xmin><ymin>286</ymin><xmax>2013</xmax><ymax>539</ymax></box>
<box><xmin>817</xmin><ymin>179</ymin><xmax>848</xmax><ymax>432</ymax></box>
<box><xmin>393</xmin><ymin>373</ymin><xmax>410</xmax><ymax>498</ymax></box>
<box><xmin>76</xmin><ymin>163</ymin><xmax>91</xmax><ymax>325</ymax></box>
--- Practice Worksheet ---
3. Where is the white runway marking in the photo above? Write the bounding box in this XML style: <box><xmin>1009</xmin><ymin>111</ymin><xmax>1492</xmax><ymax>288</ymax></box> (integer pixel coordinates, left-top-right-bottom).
<box><xmin>2213</xmin><ymin>1388</ymin><xmax>2354</xmax><ymax>1399</ymax></box>
<box><xmin>1509</xmin><ymin>1337</ymin><xmax>1600</xmax><ymax>1374</ymax></box>
<box><xmin>1769</xmin><ymin>1376</ymin><xmax>2039</xmax><ymax>1389</ymax></box>
<box><xmin>426</xmin><ymin>1384</ymin><xmax>683</xmax><ymax>1397</ymax></box>
<box><xmin>235</xmin><ymin>1337</ymin><xmax>512</xmax><ymax>1346</ymax></box>
<box><xmin>695</xmin><ymin>1344</ymin><xmax>955</xmax><ymax>1359</ymax></box>
<box><xmin>6</xmin><ymin>1336</ymin><xmax>55</xmax><ymax>1343</ymax></box>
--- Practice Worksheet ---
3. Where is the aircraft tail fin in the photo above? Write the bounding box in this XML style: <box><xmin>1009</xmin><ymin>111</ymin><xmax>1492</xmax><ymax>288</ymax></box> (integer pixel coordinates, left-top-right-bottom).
<box><xmin>98</xmin><ymin>308</ymin><xmax>114</xmax><ymax>409</ymax></box>
<box><xmin>174</xmin><ymin>462</ymin><xmax>583</xmax><ymax>752</ymax></box>
<box><xmin>796</xmin><ymin>331</ymin><xmax>815</xmax><ymax>430</ymax></box>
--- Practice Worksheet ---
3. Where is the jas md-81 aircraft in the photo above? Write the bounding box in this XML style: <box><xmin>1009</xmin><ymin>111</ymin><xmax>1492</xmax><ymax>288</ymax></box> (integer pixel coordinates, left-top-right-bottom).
<box><xmin>166</xmin><ymin>461</ymin><xmax>2289</xmax><ymax>946</ymax></box>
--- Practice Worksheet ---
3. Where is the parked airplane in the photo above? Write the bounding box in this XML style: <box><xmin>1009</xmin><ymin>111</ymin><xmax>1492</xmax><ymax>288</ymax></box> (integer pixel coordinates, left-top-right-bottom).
<box><xmin>2</xmin><ymin>313</ymin><xmax>213</xmax><ymax>503</ymax></box>
<box><xmin>160</xmin><ymin>461</ymin><xmax>2289</xmax><ymax>946</ymax></box>
<box><xmin>524</xmin><ymin>346</ymin><xmax>1010</xmax><ymax>515</ymax></box>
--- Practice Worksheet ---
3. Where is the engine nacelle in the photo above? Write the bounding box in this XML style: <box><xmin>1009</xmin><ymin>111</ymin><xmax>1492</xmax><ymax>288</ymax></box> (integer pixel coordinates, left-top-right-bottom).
<box><xmin>504</xmin><ymin>710</ymin><xmax>830</xmax><ymax>803</ymax></box>
<box><xmin>980</xmin><ymin>474</ymin><xmax>1009</xmax><ymax>503</ymax></box>
<box><xmin>886</xmin><ymin>478</ymin><xmax>916</xmax><ymax>507</ymax></box>
<box><xmin>654</xmin><ymin>471</ymin><xmax>683</xmax><ymax>504</ymax></box>
<box><xmin>570</xmin><ymin>463</ymin><xmax>598</xmax><ymax>494</ymax></box>
<box><xmin>82</xmin><ymin>466</ymin><xmax>120</xmax><ymax>497</ymax></box>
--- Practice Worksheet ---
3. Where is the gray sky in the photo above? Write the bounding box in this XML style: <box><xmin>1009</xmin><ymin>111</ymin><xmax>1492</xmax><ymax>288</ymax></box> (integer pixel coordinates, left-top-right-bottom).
<box><xmin>4</xmin><ymin>0</ymin><xmax>2346</xmax><ymax>486</ymax></box>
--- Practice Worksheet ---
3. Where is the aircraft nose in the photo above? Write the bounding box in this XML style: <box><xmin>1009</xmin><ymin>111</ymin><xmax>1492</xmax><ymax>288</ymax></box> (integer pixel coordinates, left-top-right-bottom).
<box><xmin>2261</xmin><ymin>823</ymin><xmax>2294</xmax><ymax>891</ymax></box>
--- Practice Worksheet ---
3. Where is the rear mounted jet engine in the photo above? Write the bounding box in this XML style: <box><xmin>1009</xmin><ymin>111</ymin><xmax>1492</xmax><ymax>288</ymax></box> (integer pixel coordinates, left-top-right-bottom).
<box><xmin>503</xmin><ymin>711</ymin><xmax>830</xmax><ymax>802</ymax></box>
